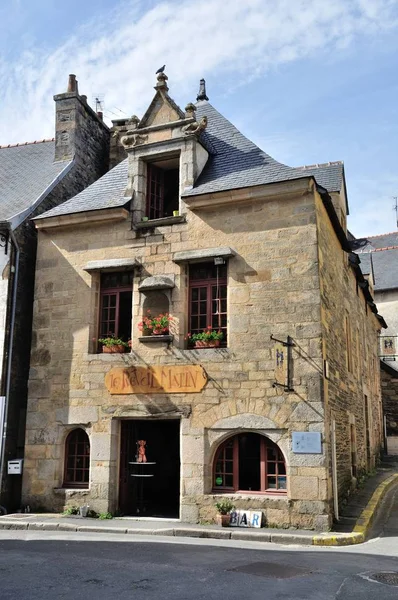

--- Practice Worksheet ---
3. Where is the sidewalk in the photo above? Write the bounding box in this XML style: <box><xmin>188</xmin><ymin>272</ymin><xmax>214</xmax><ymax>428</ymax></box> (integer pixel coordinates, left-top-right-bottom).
<box><xmin>1</xmin><ymin>460</ymin><xmax>397</xmax><ymax>547</ymax></box>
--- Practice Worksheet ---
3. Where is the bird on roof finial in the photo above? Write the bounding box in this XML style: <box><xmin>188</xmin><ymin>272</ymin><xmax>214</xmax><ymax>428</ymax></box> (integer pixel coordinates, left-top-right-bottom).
<box><xmin>156</xmin><ymin>65</ymin><xmax>166</xmax><ymax>74</ymax></box>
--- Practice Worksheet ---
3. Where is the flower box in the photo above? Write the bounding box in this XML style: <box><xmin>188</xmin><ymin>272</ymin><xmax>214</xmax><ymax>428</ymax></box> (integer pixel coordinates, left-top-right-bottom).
<box><xmin>193</xmin><ymin>340</ymin><xmax>220</xmax><ymax>348</ymax></box>
<box><xmin>102</xmin><ymin>344</ymin><xmax>126</xmax><ymax>354</ymax></box>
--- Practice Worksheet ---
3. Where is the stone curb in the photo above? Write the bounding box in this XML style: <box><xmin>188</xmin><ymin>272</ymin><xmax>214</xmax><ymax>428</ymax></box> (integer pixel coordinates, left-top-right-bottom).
<box><xmin>0</xmin><ymin>521</ymin><xmax>315</xmax><ymax>544</ymax></box>
<box><xmin>312</xmin><ymin>473</ymin><xmax>398</xmax><ymax>546</ymax></box>
<box><xmin>1</xmin><ymin>476</ymin><xmax>397</xmax><ymax>547</ymax></box>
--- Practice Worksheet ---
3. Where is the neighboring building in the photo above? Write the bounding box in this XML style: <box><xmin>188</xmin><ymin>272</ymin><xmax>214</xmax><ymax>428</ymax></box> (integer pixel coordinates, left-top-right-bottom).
<box><xmin>21</xmin><ymin>72</ymin><xmax>385</xmax><ymax>529</ymax></box>
<box><xmin>351</xmin><ymin>231</ymin><xmax>398</xmax><ymax>453</ymax></box>
<box><xmin>0</xmin><ymin>75</ymin><xmax>110</xmax><ymax>510</ymax></box>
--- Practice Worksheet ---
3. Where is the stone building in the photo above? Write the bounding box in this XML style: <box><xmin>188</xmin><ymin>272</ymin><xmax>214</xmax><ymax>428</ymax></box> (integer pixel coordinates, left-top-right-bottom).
<box><xmin>0</xmin><ymin>75</ymin><xmax>110</xmax><ymax>510</ymax></box>
<box><xmin>351</xmin><ymin>231</ymin><xmax>398</xmax><ymax>453</ymax></box>
<box><xmin>21</xmin><ymin>72</ymin><xmax>385</xmax><ymax>529</ymax></box>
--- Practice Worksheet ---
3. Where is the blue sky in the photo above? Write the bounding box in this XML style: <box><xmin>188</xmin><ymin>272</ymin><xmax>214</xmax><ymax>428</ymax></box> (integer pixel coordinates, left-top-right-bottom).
<box><xmin>1</xmin><ymin>0</ymin><xmax>398</xmax><ymax>237</ymax></box>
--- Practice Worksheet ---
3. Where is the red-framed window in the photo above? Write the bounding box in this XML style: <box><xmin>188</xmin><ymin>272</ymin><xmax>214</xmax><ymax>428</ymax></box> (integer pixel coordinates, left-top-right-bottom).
<box><xmin>189</xmin><ymin>262</ymin><xmax>227</xmax><ymax>344</ymax></box>
<box><xmin>147</xmin><ymin>164</ymin><xmax>164</xmax><ymax>220</ymax></box>
<box><xmin>146</xmin><ymin>161</ymin><xmax>179</xmax><ymax>220</ymax></box>
<box><xmin>63</xmin><ymin>428</ymin><xmax>90</xmax><ymax>488</ymax></box>
<box><xmin>99</xmin><ymin>272</ymin><xmax>133</xmax><ymax>343</ymax></box>
<box><xmin>213</xmin><ymin>433</ymin><xmax>287</xmax><ymax>493</ymax></box>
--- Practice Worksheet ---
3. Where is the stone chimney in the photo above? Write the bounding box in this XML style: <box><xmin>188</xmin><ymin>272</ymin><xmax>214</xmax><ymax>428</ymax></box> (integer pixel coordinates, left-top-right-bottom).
<box><xmin>53</xmin><ymin>74</ymin><xmax>110</xmax><ymax>169</ymax></box>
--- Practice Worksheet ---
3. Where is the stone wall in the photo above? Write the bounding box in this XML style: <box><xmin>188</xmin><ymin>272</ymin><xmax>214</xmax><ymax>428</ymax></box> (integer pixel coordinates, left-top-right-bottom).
<box><xmin>22</xmin><ymin>179</ymin><xmax>335</xmax><ymax>529</ymax></box>
<box><xmin>315</xmin><ymin>191</ymin><xmax>383</xmax><ymax>507</ymax></box>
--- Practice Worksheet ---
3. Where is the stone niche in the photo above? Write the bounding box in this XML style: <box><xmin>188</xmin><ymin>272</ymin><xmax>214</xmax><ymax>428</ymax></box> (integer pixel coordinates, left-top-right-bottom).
<box><xmin>138</xmin><ymin>275</ymin><xmax>175</xmax><ymax>329</ymax></box>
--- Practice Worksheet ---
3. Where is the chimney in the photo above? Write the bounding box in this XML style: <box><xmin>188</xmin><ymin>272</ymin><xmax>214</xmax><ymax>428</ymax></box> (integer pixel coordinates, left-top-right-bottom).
<box><xmin>67</xmin><ymin>74</ymin><xmax>77</xmax><ymax>93</ymax></box>
<box><xmin>53</xmin><ymin>73</ymin><xmax>110</xmax><ymax>170</ymax></box>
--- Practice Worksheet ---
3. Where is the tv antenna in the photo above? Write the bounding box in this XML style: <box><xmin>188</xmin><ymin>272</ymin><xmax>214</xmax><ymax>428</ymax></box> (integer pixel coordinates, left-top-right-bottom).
<box><xmin>93</xmin><ymin>94</ymin><xmax>105</xmax><ymax>113</ymax></box>
<box><xmin>393</xmin><ymin>196</ymin><xmax>398</xmax><ymax>228</ymax></box>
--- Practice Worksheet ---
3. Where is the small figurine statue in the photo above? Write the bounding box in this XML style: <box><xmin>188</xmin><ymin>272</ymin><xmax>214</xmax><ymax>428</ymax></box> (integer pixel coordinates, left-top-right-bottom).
<box><xmin>136</xmin><ymin>440</ymin><xmax>147</xmax><ymax>463</ymax></box>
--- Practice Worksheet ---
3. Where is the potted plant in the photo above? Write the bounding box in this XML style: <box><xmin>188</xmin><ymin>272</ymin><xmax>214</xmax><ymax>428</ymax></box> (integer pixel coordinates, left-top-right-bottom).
<box><xmin>142</xmin><ymin>216</ymin><xmax>149</xmax><ymax>222</ymax></box>
<box><xmin>98</xmin><ymin>335</ymin><xmax>130</xmax><ymax>353</ymax></box>
<box><xmin>215</xmin><ymin>499</ymin><xmax>235</xmax><ymax>527</ymax></box>
<box><xmin>138</xmin><ymin>311</ymin><xmax>173</xmax><ymax>335</ymax></box>
<box><xmin>187</xmin><ymin>327</ymin><xmax>224</xmax><ymax>348</ymax></box>
<box><xmin>173</xmin><ymin>210</ymin><xmax>179</xmax><ymax>217</ymax></box>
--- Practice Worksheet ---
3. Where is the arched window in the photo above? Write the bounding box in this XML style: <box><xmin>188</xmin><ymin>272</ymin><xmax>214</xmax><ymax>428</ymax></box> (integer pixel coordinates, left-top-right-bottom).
<box><xmin>213</xmin><ymin>433</ymin><xmax>286</xmax><ymax>494</ymax></box>
<box><xmin>63</xmin><ymin>429</ymin><xmax>90</xmax><ymax>488</ymax></box>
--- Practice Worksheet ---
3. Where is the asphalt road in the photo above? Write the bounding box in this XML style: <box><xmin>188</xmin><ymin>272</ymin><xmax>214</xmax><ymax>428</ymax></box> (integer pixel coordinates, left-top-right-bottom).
<box><xmin>0</xmin><ymin>531</ymin><xmax>398</xmax><ymax>600</ymax></box>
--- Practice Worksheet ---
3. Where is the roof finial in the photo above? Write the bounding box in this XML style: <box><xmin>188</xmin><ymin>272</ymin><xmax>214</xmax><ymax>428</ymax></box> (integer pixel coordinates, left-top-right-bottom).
<box><xmin>197</xmin><ymin>78</ymin><xmax>208</xmax><ymax>102</ymax></box>
<box><xmin>155</xmin><ymin>71</ymin><xmax>169</xmax><ymax>92</ymax></box>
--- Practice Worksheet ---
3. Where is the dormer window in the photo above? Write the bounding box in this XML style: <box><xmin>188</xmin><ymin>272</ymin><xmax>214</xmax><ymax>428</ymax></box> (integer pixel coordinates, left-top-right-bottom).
<box><xmin>146</xmin><ymin>156</ymin><xmax>180</xmax><ymax>220</ymax></box>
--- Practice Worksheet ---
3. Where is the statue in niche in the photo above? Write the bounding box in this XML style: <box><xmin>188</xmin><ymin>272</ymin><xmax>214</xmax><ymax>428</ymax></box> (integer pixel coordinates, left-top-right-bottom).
<box><xmin>136</xmin><ymin>440</ymin><xmax>147</xmax><ymax>463</ymax></box>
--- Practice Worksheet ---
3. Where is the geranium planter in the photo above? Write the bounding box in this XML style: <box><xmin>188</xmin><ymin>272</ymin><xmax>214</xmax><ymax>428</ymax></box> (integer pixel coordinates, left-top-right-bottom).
<box><xmin>193</xmin><ymin>340</ymin><xmax>221</xmax><ymax>348</ymax></box>
<box><xmin>102</xmin><ymin>345</ymin><xmax>126</xmax><ymax>354</ymax></box>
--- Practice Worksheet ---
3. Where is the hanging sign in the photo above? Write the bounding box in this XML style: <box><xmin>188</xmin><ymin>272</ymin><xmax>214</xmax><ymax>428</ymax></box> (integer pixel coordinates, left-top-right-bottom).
<box><xmin>105</xmin><ymin>364</ymin><xmax>207</xmax><ymax>394</ymax></box>
<box><xmin>271</xmin><ymin>335</ymin><xmax>294</xmax><ymax>391</ymax></box>
<box><xmin>381</xmin><ymin>336</ymin><xmax>396</xmax><ymax>359</ymax></box>
<box><xmin>274</xmin><ymin>341</ymin><xmax>287</xmax><ymax>387</ymax></box>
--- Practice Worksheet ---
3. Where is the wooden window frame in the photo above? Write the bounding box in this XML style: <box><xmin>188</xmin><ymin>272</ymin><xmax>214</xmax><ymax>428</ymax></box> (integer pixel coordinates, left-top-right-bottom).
<box><xmin>146</xmin><ymin>163</ymin><xmax>164</xmax><ymax>220</ymax></box>
<box><xmin>213</xmin><ymin>434</ymin><xmax>287</xmax><ymax>495</ymax></box>
<box><xmin>99</xmin><ymin>272</ymin><xmax>133</xmax><ymax>342</ymax></box>
<box><xmin>63</xmin><ymin>428</ymin><xmax>90</xmax><ymax>489</ymax></box>
<box><xmin>188</xmin><ymin>264</ymin><xmax>227</xmax><ymax>345</ymax></box>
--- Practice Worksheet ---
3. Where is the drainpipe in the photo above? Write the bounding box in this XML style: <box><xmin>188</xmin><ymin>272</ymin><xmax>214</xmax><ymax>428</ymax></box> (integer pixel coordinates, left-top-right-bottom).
<box><xmin>0</xmin><ymin>228</ymin><xmax>20</xmax><ymax>512</ymax></box>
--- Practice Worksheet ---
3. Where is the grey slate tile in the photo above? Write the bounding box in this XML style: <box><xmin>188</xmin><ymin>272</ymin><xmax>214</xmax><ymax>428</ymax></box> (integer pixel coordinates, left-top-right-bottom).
<box><xmin>35</xmin><ymin>159</ymin><xmax>129</xmax><ymax>219</ymax></box>
<box><xmin>0</xmin><ymin>141</ymin><xmax>70</xmax><ymax>221</ymax></box>
<box><xmin>37</xmin><ymin>101</ymin><xmax>344</xmax><ymax>220</ymax></box>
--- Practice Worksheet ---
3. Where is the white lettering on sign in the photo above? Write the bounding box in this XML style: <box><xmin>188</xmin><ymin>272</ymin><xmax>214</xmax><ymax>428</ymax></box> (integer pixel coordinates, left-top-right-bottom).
<box><xmin>229</xmin><ymin>510</ymin><xmax>262</xmax><ymax>528</ymax></box>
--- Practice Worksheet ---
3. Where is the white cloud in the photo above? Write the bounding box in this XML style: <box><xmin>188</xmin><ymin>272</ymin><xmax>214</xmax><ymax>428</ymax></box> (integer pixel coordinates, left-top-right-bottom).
<box><xmin>1</xmin><ymin>0</ymin><xmax>397</xmax><ymax>144</ymax></box>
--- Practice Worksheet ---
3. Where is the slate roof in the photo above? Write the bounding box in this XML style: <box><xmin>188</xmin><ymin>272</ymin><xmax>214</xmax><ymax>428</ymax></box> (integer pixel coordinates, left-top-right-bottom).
<box><xmin>0</xmin><ymin>141</ymin><xmax>70</xmax><ymax>222</ymax></box>
<box><xmin>371</xmin><ymin>248</ymin><xmax>398</xmax><ymax>291</ymax></box>
<box><xmin>36</xmin><ymin>158</ymin><xmax>129</xmax><ymax>220</ymax></box>
<box><xmin>357</xmin><ymin>252</ymin><xmax>372</xmax><ymax>277</ymax></box>
<box><xmin>37</xmin><ymin>100</ymin><xmax>345</xmax><ymax>220</ymax></box>
<box><xmin>351</xmin><ymin>232</ymin><xmax>398</xmax><ymax>292</ymax></box>
<box><xmin>183</xmin><ymin>101</ymin><xmax>344</xmax><ymax>197</ymax></box>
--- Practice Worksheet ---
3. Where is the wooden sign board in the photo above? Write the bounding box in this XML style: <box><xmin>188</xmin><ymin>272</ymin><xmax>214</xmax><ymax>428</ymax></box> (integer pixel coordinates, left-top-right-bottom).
<box><xmin>105</xmin><ymin>364</ymin><xmax>207</xmax><ymax>394</ymax></box>
<box><xmin>274</xmin><ymin>341</ymin><xmax>287</xmax><ymax>387</ymax></box>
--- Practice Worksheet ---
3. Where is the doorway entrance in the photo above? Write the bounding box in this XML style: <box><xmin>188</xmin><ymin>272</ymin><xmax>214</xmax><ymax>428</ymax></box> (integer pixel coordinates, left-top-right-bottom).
<box><xmin>119</xmin><ymin>419</ymin><xmax>180</xmax><ymax>518</ymax></box>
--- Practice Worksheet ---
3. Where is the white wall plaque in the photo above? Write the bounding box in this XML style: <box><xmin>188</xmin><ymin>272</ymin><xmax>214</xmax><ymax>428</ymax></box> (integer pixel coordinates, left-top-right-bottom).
<box><xmin>7</xmin><ymin>459</ymin><xmax>23</xmax><ymax>475</ymax></box>
<box><xmin>292</xmin><ymin>432</ymin><xmax>322</xmax><ymax>454</ymax></box>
